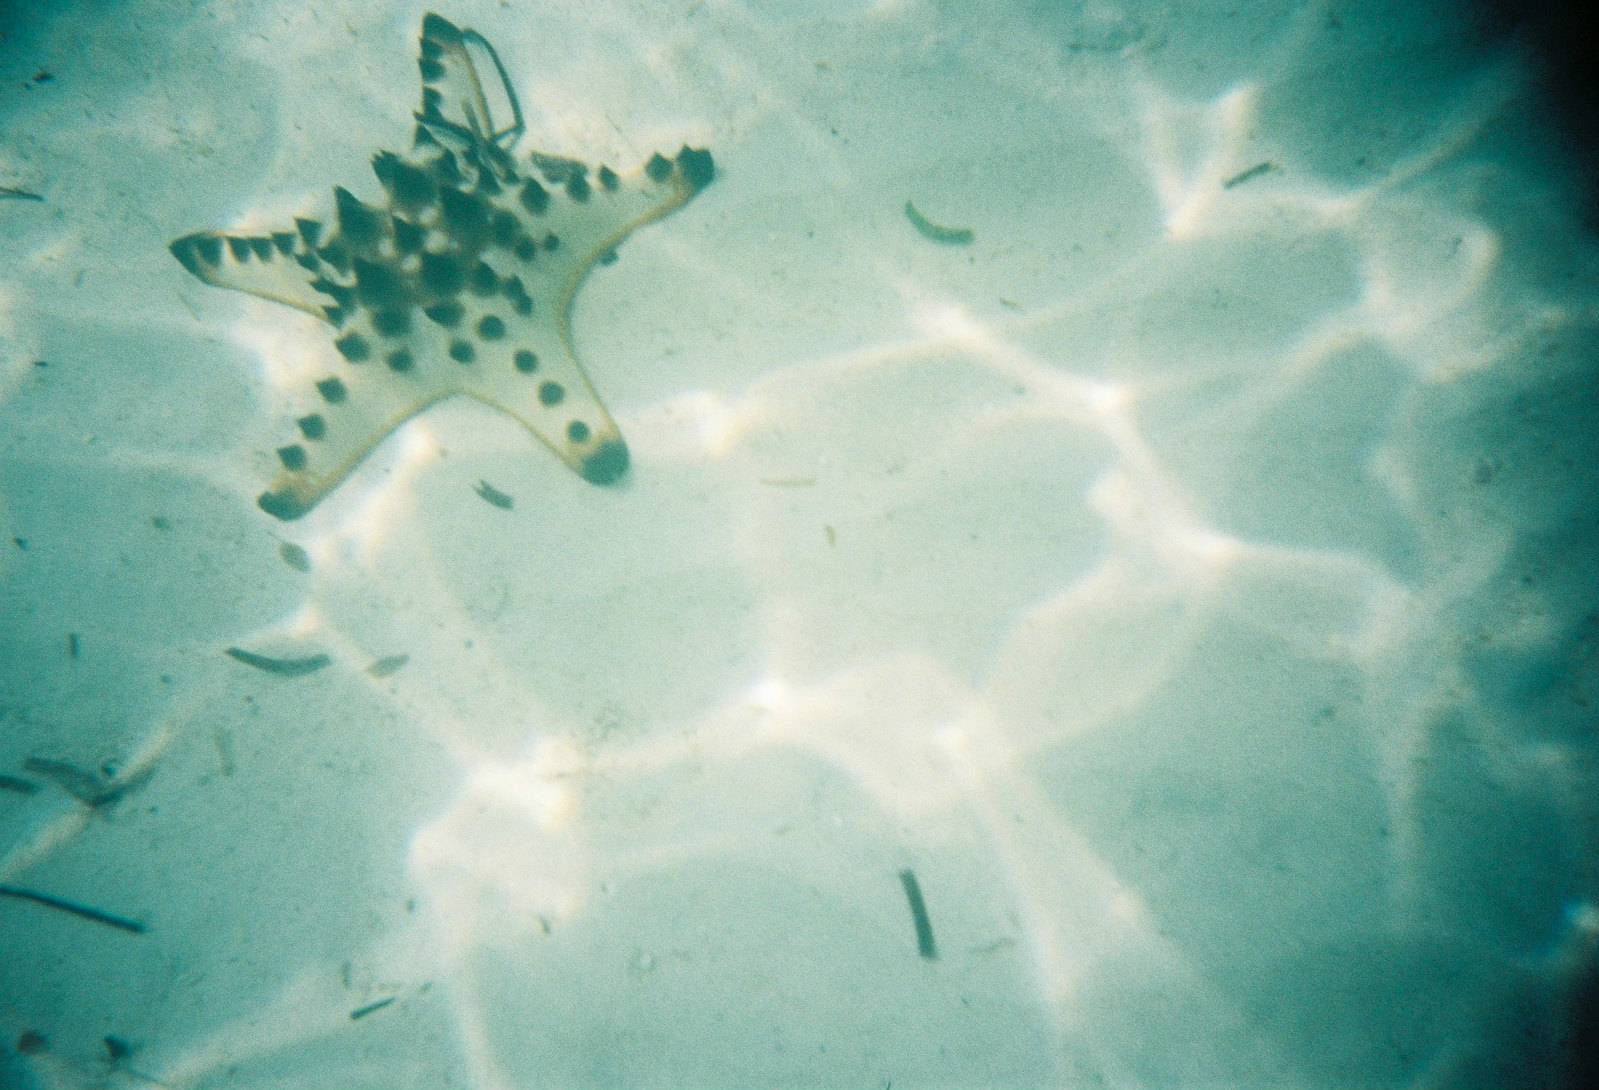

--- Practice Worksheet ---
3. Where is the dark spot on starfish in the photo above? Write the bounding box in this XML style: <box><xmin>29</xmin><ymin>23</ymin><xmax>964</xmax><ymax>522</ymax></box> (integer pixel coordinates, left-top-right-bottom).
<box><xmin>449</xmin><ymin>339</ymin><xmax>475</xmax><ymax>363</ymax></box>
<box><xmin>186</xmin><ymin>234</ymin><xmax>222</xmax><ymax>265</ymax></box>
<box><xmin>419</xmin><ymin>57</ymin><xmax>445</xmax><ymax>82</ymax></box>
<box><xmin>512</xmin><ymin>295</ymin><xmax>533</xmax><ymax>315</ymax></box>
<box><xmin>420</xmin><ymin>85</ymin><xmax>444</xmax><ymax>120</ymax></box>
<box><xmin>581</xmin><ymin>439</ymin><xmax>629</xmax><ymax>485</ymax></box>
<box><xmin>316</xmin><ymin>377</ymin><xmax>348</xmax><ymax>404</ymax></box>
<box><xmin>676</xmin><ymin>145</ymin><xmax>715</xmax><ymax>191</ymax></box>
<box><xmin>491</xmin><ymin>210</ymin><xmax>519</xmax><ymax>247</ymax></box>
<box><xmin>373</xmin><ymin>151</ymin><xmax>437</xmax><ymax>207</ymax></box>
<box><xmin>477</xmin><ymin>314</ymin><xmax>505</xmax><ymax>339</ymax></box>
<box><xmin>296</xmin><ymin>217</ymin><xmax>323</xmax><ymax>248</ymax></box>
<box><xmin>645</xmin><ymin>153</ymin><xmax>672</xmax><ymax>183</ymax></box>
<box><xmin>420</xmin><ymin>251</ymin><xmax>465</xmax><ymax>295</ymax></box>
<box><xmin>334</xmin><ymin>332</ymin><xmax>371</xmax><ymax>362</ymax></box>
<box><xmin>272</xmin><ymin>232</ymin><xmax>296</xmax><ymax>254</ymax></box>
<box><xmin>393</xmin><ymin>216</ymin><xmax>425</xmax><ymax>253</ymax></box>
<box><xmin>535</xmin><ymin>156</ymin><xmax>573</xmax><ymax>184</ymax></box>
<box><xmin>311</xmin><ymin>277</ymin><xmax>357</xmax><ymax>309</ymax></box>
<box><xmin>567</xmin><ymin>419</ymin><xmax>591</xmax><ymax>443</ymax></box>
<box><xmin>513</xmin><ymin>349</ymin><xmax>538</xmax><ymax>373</ymax></box>
<box><xmin>544</xmin><ymin>233</ymin><xmax>560</xmax><ymax>251</ymax></box>
<box><xmin>249</xmin><ymin>236</ymin><xmax>275</xmax><ymax>260</ymax></box>
<box><xmin>319</xmin><ymin>240</ymin><xmax>351</xmax><ymax>273</ymax></box>
<box><xmin>170</xmin><ymin>235</ymin><xmax>216</xmax><ymax>274</ymax></box>
<box><xmin>468</xmin><ymin>261</ymin><xmax>498</xmax><ymax>295</ymax></box>
<box><xmin>599</xmin><ymin>249</ymin><xmax>618</xmax><ymax>266</ymax></box>
<box><xmin>519</xmin><ymin>178</ymin><xmax>549</xmax><ymax>215</ymax></box>
<box><xmin>278</xmin><ymin>444</ymin><xmax>308</xmax><ymax>471</ymax></box>
<box><xmin>439</xmin><ymin>186</ymin><xmax>489</xmax><ymax>245</ymax></box>
<box><xmin>514</xmin><ymin>237</ymin><xmax>538</xmax><ymax>261</ymax></box>
<box><xmin>227</xmin><ymin>236</ymin><xmax>251</xmax><ymax>261</ymax></box>
<box><xmin>297</xmin><ymin>414</ymin><xmax>327</xmax><ymax>440</ymax></box>
<box><xmin>565</xmin><ymin>173</ymin><xmax>590</xmax><ymax>202</ymax></box>
<box><xmin>372</xmin><ymin>308</ymin><xmax>411</xmax><ymax>337</ymax></box>
<box><xmin>424</xmin><ymin>300</ymin><xmax>464</xmax><ymax>326</ymax></box>
<box><xmin>387</xmin><ymin>348</ymin><xmax>414</xmax><ymax>372</ymax></box>
<box><xmin>335</xmin><ymin>186</ymin><xmax>383</xmax><ymax>245</ymax></box>
<box><xmin>353</xmin><ymin>258</ymin><xmax>407</xmax><ymax>309</ymax></box>
<box><xmin>598</xmin><ymin>165</ymin><xmax>619</xmax><ymax>191</ymax></box>
<box><xmin>433</xmin><ymin>150</ymin><xmax>462</xmax><ymax>187</ymax></box>
<box><xmin>538</xmin><ymin>381</ymin><xmax>564</xmax><ymax>406</ymax></box>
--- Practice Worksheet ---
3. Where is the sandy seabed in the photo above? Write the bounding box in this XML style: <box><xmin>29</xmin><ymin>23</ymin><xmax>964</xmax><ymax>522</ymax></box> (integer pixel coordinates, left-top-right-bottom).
<box><xmin>2</xmin><ymin>1</ymin><xmax>1597</xmax><ymax>1086</ymax></box>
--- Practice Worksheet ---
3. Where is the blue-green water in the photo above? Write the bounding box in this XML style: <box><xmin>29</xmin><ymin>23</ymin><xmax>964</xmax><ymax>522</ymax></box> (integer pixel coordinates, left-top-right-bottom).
<box><xmin>1</xmin><ymin>1</ymin><xmax>1595</xmax><ymax>1086</ymax></box>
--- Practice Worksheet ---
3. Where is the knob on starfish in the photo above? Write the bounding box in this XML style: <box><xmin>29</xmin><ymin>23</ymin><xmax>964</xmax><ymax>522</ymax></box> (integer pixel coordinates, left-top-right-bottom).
<box><xmin>172</xmin><ymin>12</ymin><xmax>714</xmax><ymax>519</ymax></box>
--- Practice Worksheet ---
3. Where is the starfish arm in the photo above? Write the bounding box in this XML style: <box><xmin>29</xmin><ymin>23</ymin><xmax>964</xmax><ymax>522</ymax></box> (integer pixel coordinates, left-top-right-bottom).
<box><xmin>256</xmin><ymin>385</ymin><xmax>452</xmax><ymax>521</ymax></box>
<box><xmin>450</xmin><ymin>145</ymin><xmax>714</xmax><ymax>486</ymax></box>
<box><xmin>171</xmin><ymin>225</ymin><xmax>349</xmax><ymax>322</ymax></box>
<box><xmin>417</xmin><ymin>12</ymin><xmax>521</xmax><ymax>148</ymax></box>
<box><xmin>538</xmin><ymin>146</ymin><xmax>716</xmax><ymax>317</ymax></box>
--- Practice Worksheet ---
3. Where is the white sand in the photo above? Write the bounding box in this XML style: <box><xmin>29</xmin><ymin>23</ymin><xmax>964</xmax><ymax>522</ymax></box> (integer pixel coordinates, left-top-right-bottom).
<box><xmin>1</xmin><ymin>0</ymin><xmax>1596</xmax><ymax>1086</ymax></box>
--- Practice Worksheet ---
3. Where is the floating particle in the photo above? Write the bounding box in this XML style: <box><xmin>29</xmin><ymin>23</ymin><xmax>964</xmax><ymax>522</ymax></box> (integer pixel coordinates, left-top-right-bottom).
<box><xmin>898</xmin><ymin>868</ymin><xmax>938</xmax><ymax>960</ymax></box>
<box><xmin>225</xmin><ymin>647</ymin><xmax>332</xmax><ymax>677</ymax></box>
<box><xmin>349</xmin><ymin>996</ymin><xmax>397</xmax><ymax>1021</ymax></box>
<box><xmin>474</xmin><ymin>479</ymin><xmax>513</xmax><ymax>509</ymax></box>
<box><xmin>23</xmin><ymin>756</ymin><xmax>153</xmax><ymax>809</ymax></box>
<box><xmin>0</xmin><ymin>884</ymin><xmax>147</xmax><ymax>933</ymax></box>
<box><xmin>279</xmin><ymin>541</ymin><xmax>312</xmax><ymax>572</ymax></box>
<box><xmin>210</xmin><ymin>722</ymin><xmax>236</xmax><ymax>777</ymax></box>
<box><xmin>1222</xmin><ymin>161</ymin><xmax>1274</xmax><ymax>189</ymax></box>
<box><xmin>0</xmin><ymin>774</ymin><xmax>40</xmax><ymax>794</ymax></box>
<box><xmin>904</xmin><ymin>200</ymin><xmax>974</xmax><ymax>245</ymax></box>
<box><xmin>366</xmin><ymin>653</ymin><xmax>410</xmax><ymax>678</ymax></box>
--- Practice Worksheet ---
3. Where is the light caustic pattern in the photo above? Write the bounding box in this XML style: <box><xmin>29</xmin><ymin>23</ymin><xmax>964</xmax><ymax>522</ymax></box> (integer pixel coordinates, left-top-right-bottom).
<box><xmin>1</xmin><ymin>2</ymin><xmax>1596</xmax><ymax>1088</ymax></box>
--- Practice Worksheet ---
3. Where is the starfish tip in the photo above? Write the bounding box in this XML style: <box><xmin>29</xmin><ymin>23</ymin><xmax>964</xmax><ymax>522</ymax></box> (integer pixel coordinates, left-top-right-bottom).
<box><xmin>580</xmin><ymin>438</ymin><xmax>630</xmax><ymax>485</ymax></box>
<box><xmin>257</xmin><ymin>489</ymin><xmax>311</xmax><ymax>521</ymax></box>
<box><xmin>421</xmin><ymin>12</ymin><xmax>464</xmax><ymax>47</ymax></box>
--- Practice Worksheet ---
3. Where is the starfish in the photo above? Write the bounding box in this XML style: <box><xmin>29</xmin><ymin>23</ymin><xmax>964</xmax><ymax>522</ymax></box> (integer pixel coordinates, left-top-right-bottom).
<box><xmin>172</xmin><ymin>12</ymin><xmax>714</xmax><ymax>519</ymax></box>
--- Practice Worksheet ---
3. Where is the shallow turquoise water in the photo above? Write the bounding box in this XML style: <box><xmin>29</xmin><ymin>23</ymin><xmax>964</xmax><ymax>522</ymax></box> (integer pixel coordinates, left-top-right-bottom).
<box><xmin>1</xmin><ymin>1</ymin><xmax>1596</xmax><ymax>1086</ymax></box>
